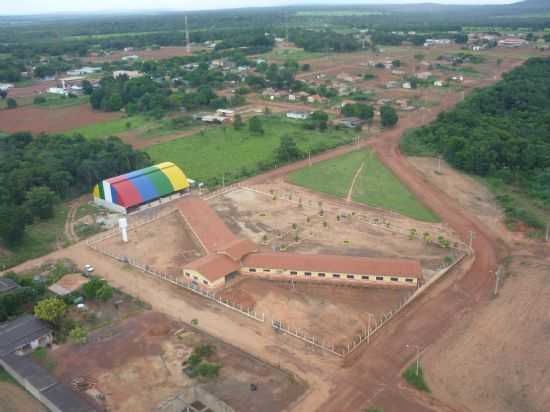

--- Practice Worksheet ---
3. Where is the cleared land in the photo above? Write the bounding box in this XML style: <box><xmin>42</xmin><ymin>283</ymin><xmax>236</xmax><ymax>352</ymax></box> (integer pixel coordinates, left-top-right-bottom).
<box><xmin>288</xmin><ymin>150</ymin><xmax>439</xmax><ymax>222</ymax></box>
<box><xmin>220</xmin><ymin>278</ymin><xmax>411</xmax><ymax>350</ymax></box>
<box><xmin>0</xmin><ymin>378</ymin><xmax>47</xmax><ymax>412</ymax></box>
<box><xmin>0</xmin><ymin>105</ymin><xmax>120</xmax><ymax>134</ymax></box>
<box><xmin>209</xmin><ymin>187</ymin><xmax>456</xmax><ymax>272</ymax></box>
<box><xmin>146</xmin><ymin>116</ymin><xmax>354</xmax><ymax>185</ymax></box>
<box><xmin>97</xmin><ymin>211</ymin><xmax>203</xmax><ymax>276</ymax></box>
<box><xmin>50</xmin><ymin>311</ymin><xmax>305</xmax><ymax>412</ymax></box>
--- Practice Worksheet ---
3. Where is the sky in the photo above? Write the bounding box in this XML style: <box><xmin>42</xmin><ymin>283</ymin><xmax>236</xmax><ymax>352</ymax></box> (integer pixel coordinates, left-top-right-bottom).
<box><xmin>1</xmin><ymin>0</ymin><xmax>521</xmax><ymax>15</ymax></box>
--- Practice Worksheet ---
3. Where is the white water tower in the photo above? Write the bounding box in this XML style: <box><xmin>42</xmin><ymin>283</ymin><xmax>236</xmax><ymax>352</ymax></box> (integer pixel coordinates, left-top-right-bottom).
<box><xmin>118</xmin><ymin>218</ymin><xmax>128</xmax><ymax>243</ymax></box>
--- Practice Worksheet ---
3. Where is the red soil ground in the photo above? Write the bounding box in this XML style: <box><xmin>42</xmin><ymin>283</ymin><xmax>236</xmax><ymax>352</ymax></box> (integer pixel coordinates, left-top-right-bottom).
<box><xmin>0</xmin><ymin>105</ymin><xmax>120</xmax><ymax>134</ymax></box>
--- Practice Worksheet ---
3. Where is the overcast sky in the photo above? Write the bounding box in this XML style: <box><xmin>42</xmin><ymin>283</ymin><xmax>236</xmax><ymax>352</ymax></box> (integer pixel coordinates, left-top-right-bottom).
<box><xmin>1</xmin><ymin>0</ymin><xmax>520</xmax><ymax>15</ymax></box>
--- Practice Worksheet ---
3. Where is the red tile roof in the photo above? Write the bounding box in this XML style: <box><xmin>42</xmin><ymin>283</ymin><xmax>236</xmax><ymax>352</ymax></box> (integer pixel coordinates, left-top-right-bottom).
<box><xmin>185</xmin><ymin>254</ymin><xmax>240</xmax><ymax>283</ymax></box>
<box><xmin>219</xmin><ymin>239</ymin><xmax>257</xmax><ymax>261</ymax></box>
<box><xmin>242</xmin><ymin>253</ymin><xmax>422</xmax><ymax>278</ymax></box>
<box><xmin>177</xmin><ymin>197</ymin><xmax>238</xmax><ymax>253</ymax></box>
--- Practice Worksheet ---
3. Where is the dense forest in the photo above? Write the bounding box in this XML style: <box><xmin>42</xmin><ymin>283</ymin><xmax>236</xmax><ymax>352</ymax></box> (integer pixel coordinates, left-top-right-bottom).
<box><xmin>402</xmin><ymin>57</ymin><xmax>550</xmax><ymax>228</ymax></box>
<box><xmin>0</xmin><ymin>134</ymin><xmax>150</xmax><ymax>244</ymax></box>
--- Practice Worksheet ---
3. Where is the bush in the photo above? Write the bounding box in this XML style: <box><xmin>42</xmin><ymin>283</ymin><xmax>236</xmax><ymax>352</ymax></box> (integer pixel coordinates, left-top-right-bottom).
<box><xmin>191</xmin><ymin>362</ymin><xmax>221</xmax><ymax>379</ymax></box>
<box><xmin>403</xmin><ymin>364</ymin><xmax>430</xmax><ymax>392</ymax></box>
<box><xmin>33</xmin><ymin>96</ymin><xmax>47</xmax><ymax>105</ymax></box>
<box><xmin>69</xmin><ymin>326</ymin><xmax>88</xmax><ymax>345</ymax></box>
<box><xmin>6</xmin><ymin>98</ymin><xmax>17</xmax><ymax>109</ymax></box>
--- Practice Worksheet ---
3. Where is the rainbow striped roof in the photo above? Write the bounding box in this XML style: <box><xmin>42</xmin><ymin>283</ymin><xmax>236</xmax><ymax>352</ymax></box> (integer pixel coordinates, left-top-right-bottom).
<box><xmin>93</xmin><ymin>162</ymin><xmax>189</xmax><ymax>209</ymax></box>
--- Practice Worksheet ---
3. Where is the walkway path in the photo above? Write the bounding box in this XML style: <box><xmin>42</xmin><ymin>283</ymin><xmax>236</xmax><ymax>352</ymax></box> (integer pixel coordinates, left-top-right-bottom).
<box><xmin>346</xmin><ymin>161</ymin><xmax>364</xmax><ymax>202</ymax></box>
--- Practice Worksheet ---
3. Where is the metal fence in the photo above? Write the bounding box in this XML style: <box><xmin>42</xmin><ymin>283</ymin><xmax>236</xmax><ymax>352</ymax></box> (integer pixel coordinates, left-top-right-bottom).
<box><xmin>271</xmin><ymin>319</ymin><xmax>344</xmax><ymax>357</ymax></box>
<box><xmin>87</xmin><ymin>242</ymin><xmax>265</xmax><ymax>323</ymax></box>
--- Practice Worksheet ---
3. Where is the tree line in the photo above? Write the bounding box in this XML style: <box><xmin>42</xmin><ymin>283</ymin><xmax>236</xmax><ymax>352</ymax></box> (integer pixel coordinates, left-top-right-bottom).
<box><xmin>401</xmin><ymin>57</ymin><xmax>550</xmax><ymax>226</ymax></box>
<box><xmin>0</xmin><ymin>133</ymin><xmax>150</xmax><ymax>245</ymax></box>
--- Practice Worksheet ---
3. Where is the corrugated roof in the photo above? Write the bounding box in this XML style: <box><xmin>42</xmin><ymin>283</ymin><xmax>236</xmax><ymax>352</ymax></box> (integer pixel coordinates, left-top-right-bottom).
<box><xmin>243</xmin><ymin>253</ymin><xmax>422</xmax><ymax>278</ymax></box>
<box><xmin>0</xmin><ymin>315</ymin><xmax>51</xmax><ymax>357</ymax></box>
<box><xmin>0</xmin><ymin>277</ymin><xmax>19</xmax><ymax>294</ymax></box>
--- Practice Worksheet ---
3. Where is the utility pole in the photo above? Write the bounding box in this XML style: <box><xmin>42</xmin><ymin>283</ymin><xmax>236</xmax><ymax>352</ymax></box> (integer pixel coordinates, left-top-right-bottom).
<box><xmin>469</xmin><ymin>230</ymin><xmax>475</xmax><ymax>249</ymax></box>
<box><xmin>185</xmin><ymin>15</ymin><xmax>191</xmax><ymax>53</ymax></box>
<box><xmin>222</xmin><ymin>172</ymin><xmax>225</xmax><ymax>188</ymax></box>
<box><xmin>308</xmin><ymin>151</ymin><xmax>312</xmax><ymax>167</ymax></box>
<box><xmin>415</xmin><ymin>346</ymin><xmax>420</xmax><ymax>376</ymax></box>
<box><xmin>494</xmin><ymin>266</ymin><xmax>502</xmax><ymax>297</ymax></box>
<box><xmin>545</xmin><ymin>222</ymin><xmax>549</xmax><ymax>242</ymax></box>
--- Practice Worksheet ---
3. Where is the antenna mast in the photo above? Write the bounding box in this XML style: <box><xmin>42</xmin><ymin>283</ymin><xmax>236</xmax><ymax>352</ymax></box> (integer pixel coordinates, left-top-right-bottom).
<box><xmin>185</xmin><ymin>15</ymin><xmax>191</xmax><ymax>53</ymax></box>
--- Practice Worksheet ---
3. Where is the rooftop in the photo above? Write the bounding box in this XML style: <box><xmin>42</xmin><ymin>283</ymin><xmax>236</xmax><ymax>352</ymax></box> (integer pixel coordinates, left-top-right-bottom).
<box><xmin>0</xmin><ymin>277</ymin><xmax>19</xmax><ymax>294</ymax></box>
<box><xmin>243</xmin><ymin>253</ymin><xmax>423</xmax><ymax>278</ymax></box>
<box><xmin>48</xmin><ymin>273</ymin><xmax>89</xmax><ymax>296</ymax></box>
<box><xmin>185</xmin><ymin>254</ymin><xmax>241</xmax><ymax>283</ymax></box>
<box><xmin>0</xmin><ymin>315</ymin><xmax>51</xmax><ymax>357</ymax></box>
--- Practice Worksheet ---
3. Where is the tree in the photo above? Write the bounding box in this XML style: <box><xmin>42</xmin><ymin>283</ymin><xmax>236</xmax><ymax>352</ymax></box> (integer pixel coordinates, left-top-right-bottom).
<box><xmin>0</xmin><ymin>205</ymin><xmax>28</xmax><ymax>245</ymax></box>
<box><xmin>248</xmin><ymin>116</ymin><xmax>264</xmax><ymax>135</ymax></box>
<box><xmin>392</xmin><ymin>59</ymin><xmax>401</xmax><ymax>67</ymax></box>
<box><xmin>275</xmin><ymin>135</ymin><xmax>303</xmax><ymax>163</ymax></box>
<box><xmin>33</xmin><ymin>96</ymin><xmax>47</xmax><ymax>105</ymax></box>
<box><xmin>34</xmin><ymin>297</ymin><xmax>67</xmax><ymax>325</ymax></box>
<box><xmin>81</xmin><ymin>80</ymin><xmax>93</xmax><ymax>95</ymax></box>
<box><xmin>380</xmin><ymin>105</ymin><xmax>398</xmax><ymax>128</ymax></box>
<box><xmin>69</xmin><ymin>326</ymin><xmax>88</xmax><ymax>344</ymax></box>
<box><xmin>233</xmin><ymin>114</ymin><xmax>244</xmax><ymax>130</ymax></box>
<box><xmin>96</xmin><ymin>284</ymin><xmax>113</xmax><ymax>302</ymax></box>
<box><xmin>25</xmin><ymin>187</ymin><xmax>57</xmax><ymax>220</ymax></box>
<box><xmin>83</xmin><ymin>278</ymin><xmax>105</xmax><ymax>300</ymax></box>
<box><xmin>6</xmin><ymin>98</ymin><xmax>17</xmax><ymax>109</ymax></box>
<box><xmin>0</xmin><ymin>90</ymin><xmax>7</xmax><ymax>99</ymax></box>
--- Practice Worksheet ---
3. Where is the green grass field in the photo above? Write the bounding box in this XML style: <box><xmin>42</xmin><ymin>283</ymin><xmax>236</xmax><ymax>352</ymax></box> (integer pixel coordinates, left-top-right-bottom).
<box><xmin>288</xmin><ymin>150</ymin><xmax>439</xmax><ymax>222</ymax></box>
<box><xmin>263</xmin><ymin>47</ymin><xmax>325</xmax><ymax>62</ymax></box>
<box><xmin>68</xmin><ymin>115</ymin><xmax>152</xmax><ymax>139</ymax></box>
<box><xmin>146</xmin><ymin>116</ymin><xmax>354</xmax><ymax>186</ymax></box>
<box><xmin>35</xmin><ymin>95</ymin><xmax>89</xmax><ymax>108</ymax></box>
<box><xmin>0</xmin><ymin>204</ymin><xmax>68</xmax><ymax>270</ymax></box>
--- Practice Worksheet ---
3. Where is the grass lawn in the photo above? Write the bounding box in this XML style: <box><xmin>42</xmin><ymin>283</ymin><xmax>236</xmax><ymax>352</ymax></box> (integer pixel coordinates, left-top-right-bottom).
<box><xmin>263</xmin><ymin>47</ymin><xmax>325</xmax><ymax>62</ymax></box>
<box><xmin>288</xmin><ymin>150</ymin><xmax>439</xmax><ymax>222</ymax></box>
<box><xmin>146</xmin><ymin>115</ymin><xmax>354</xmax><ymax>186</ymax></box>
<box><xmin>288</xmin><ymin>150</ymin><xmax>365</xmax><ymax>199</ymax></box>
<box><xmin>0</xmin><ymin>204</ymin><xmax>69</xmax><ymax>270</ymax></box>
<box><xmin>68</xmin><ymin>115</ymin><xmax>151</xmax><ymax>139</ymax></box>
<box><xmin>35</xmin><ymin>95</ymin><xmax>89</xmax><ymax>109</ymax></box>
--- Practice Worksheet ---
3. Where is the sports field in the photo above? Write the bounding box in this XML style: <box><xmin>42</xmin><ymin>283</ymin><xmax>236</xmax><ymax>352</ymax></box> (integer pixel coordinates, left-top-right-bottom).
<box><xmin>146</xmin><ymin>116</ymin><xmax>354</xmax><ymax>187</ymax></box>
<box><xmin>288</xmin><ymin>150</ymin><xmax>439</xmax><ymax>222</ymax></box>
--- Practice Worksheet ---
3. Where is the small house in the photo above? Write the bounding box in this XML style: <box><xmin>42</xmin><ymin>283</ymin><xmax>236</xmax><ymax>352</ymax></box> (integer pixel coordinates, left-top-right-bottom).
<box><xmin>0</xmin><ymin>278</ymin><xmax>19</xmax><ymax>295</ymax></box>
<box><xmin>434</xmin><ymin>80</ymin><xmax>445</xmax><ymax>87</ymax></box>
<box><xmin>337</xmin><ymin>117</ymin><xmax>363</xmax><ymax>129</ymax></box>
<box><xmin>402</xmin><ymin>82</ymin><xmax>412</xmax><ymax>89</ymax></box>
<box><xmin>286</xmin><ymin>111</ymin><xmax>310</xmax><ymax>120</ymax></box>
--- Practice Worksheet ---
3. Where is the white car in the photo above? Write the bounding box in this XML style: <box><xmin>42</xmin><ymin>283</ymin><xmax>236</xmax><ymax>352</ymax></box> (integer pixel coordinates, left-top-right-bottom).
<box><xmin>84</xmin><ymin>264</ymin><xmax>94</xmax><ymax>273</ymax></box>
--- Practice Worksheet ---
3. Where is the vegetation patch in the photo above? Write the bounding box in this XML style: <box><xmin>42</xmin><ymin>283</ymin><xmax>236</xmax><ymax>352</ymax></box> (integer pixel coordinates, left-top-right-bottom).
<box><xmin>403</xmin><ymin>364</ymin><xmax>430</xmax><ymax>392</ymax></box>
<box><xmin>146</xmin><ymin>115</ymin><xmax>354</xmax><ymax>188</ymax></box>
<box><xmin>288</xmin><ymin>150</ymin><xmax>438</xmax><ymax>222</ymax></box>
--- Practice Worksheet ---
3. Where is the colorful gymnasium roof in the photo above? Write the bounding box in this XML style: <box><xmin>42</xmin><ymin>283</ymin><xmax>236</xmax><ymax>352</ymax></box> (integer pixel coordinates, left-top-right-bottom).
<box><xmin>93</xmin><ymin>162</ymin><xmax>189</xmax><ymax>209</ymax></box>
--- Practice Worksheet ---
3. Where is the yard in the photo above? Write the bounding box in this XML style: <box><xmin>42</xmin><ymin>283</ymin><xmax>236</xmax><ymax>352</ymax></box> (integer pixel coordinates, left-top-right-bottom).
<box><xmin>287</xmin><ymin>150</ymin><xmax>439</xmax><ymax>222</ymax></box>
<box><xmin>146</xmin><ymin>115</ymin><xmax>355</xmax><ymax>186</ymax></box>
<box><xmin>0</xmin><ymin>204</ymin><xmax>69</xmax><ymax>270</ymax></box>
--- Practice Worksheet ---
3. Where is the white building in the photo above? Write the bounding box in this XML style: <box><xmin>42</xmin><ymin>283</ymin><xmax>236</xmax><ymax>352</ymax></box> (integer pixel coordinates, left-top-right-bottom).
<box><xmin>47</xmin><ymin>87</ymin><xmax>69</xmax><ymax>96</ymax></box>
<box><xmin>286</xmin><ymin>111</ymin><xmax>310</xmax><ymax>120</ymax></box>
<box><xmin>66</xmin><ymin>67</ymin><xmax>101</xmax><ymax>76</ymax></box>
<box><xmin>402</xmin><ymin>82</ymin><xmax>412</xmax><ymax>89</ymax></box>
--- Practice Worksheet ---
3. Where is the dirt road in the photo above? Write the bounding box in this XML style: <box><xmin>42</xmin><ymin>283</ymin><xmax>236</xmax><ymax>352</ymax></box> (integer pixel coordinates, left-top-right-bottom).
<box><xmin>2</xmin><ymin>59</ymin><xmax>523</xmax><ymax>412</ymax></box>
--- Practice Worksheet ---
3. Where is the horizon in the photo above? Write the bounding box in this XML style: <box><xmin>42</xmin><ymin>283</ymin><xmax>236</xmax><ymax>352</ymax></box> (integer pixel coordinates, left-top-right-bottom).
<box><xmin>0</xmin><ymin>0</ymin><xmax>522</xmax><ymax>17</ymax></box>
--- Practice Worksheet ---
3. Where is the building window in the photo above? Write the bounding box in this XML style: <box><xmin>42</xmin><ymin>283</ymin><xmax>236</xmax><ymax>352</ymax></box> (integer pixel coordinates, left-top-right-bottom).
<box><xmin>333</xmin><ymin>274</ymin><xmax>340</xmax><ymax>278</ymax></box>
<box><xmin>376</xmin><ymin>276</ymin><xmax>384</xmax><ymax>281</ymax></box>
<box><xmin>264</xmin><ymin>269</ymin><xmax>271</xmax><ymax>273</ymax></box>
<box><xmin>290</xmin><ymin>271</ymin><xmax>298</xmax><ymax>275</ymax></box>
<box><xmin>304</xmin><ymin>272</ymin><xmax>312</xmax><ymax>276</ymax></box>
<box><xmin>318</xmin><ymin>273</ymin><xmax>325</xmax><ymax>278</ymax></box>
<box><xmin>362</xmin><ymin>275</ymin><xmax>369</xmax><ymax>280</ymax></box>
<box><xmin>203</xmin><ymin>280</ymin><xmax>208</xmax><ymax>285</ymax></box>
<box><xmin>193</xmin><ymin>276</ymin><xmax>198</xmax><ymax>280</ymax></box>
<box><xmin>347</xmin><ymin>275</ymin><xmax>354</xmax><ymax>279</ymax></box>
<box><xmin>249</xmin><ymin>268</ymin><xmax>256</xmax><ymax>272</ymax></box>
<box><xmin>406</xmin><ymin>278</ymin><xmax>414</xmax><ymax>283</ymax></box>
<box><xmin>391</xmin><ymin>277</ymin><xmax>399</xmax><ymax>282</ymax></box>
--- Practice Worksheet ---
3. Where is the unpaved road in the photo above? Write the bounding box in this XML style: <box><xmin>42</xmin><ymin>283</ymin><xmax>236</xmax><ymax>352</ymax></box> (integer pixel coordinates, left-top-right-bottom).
<box><xmin>2</xmin><ymin>58</ymin><xmax>525</xmax><ymax>412</ymax></box>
